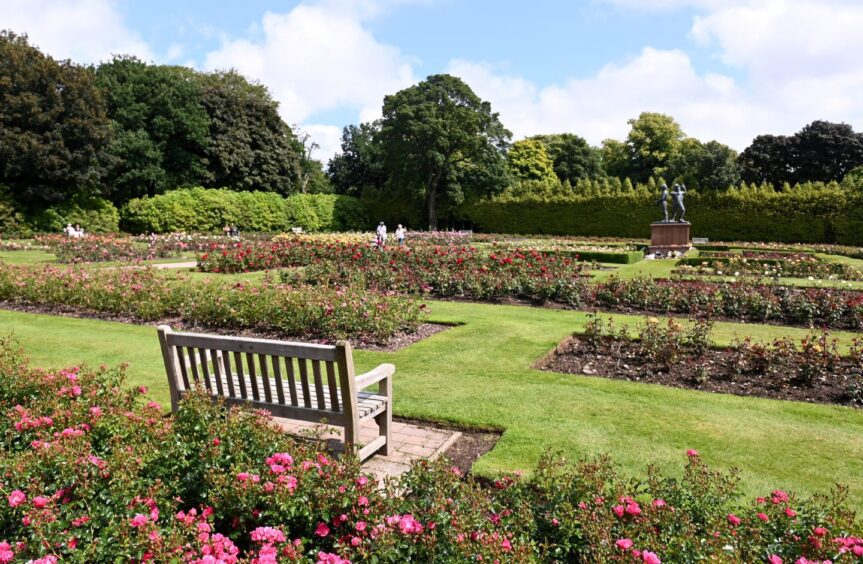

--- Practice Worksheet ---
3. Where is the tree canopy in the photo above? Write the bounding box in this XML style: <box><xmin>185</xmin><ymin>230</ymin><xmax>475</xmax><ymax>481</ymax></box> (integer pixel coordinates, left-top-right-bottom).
<box><xmin>379</xmin><ymin>74</ymin><xmax>511</xmax><ymax>229</ymax></box>
<box><xmin>531</xmin><ymin>133</ymin><xmax>603</xmax><ymax>185</ymax></box>
<box><xmin>0</xmin><ymin>30</ymin><xmax>111</xmax><ymax>210</ymax></box>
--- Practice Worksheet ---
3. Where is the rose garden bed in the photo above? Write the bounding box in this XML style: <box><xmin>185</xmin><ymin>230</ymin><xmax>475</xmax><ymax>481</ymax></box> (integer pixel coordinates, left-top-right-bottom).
<box><xmin>538</xmin><ymin>316</ymin><xmax>863</xmax><ymax>408</ymax></box>
<box><xmin>1</xmin><ymin>341</ymin><xmax>861</xmax><ymax>563</ymax></box>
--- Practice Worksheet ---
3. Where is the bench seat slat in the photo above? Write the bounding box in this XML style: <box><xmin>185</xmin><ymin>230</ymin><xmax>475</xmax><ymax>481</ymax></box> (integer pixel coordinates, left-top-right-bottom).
<box><xmin>197</xmin><ymin>372</ymin><xmax>387</xmax><ymax>419</ymax></box>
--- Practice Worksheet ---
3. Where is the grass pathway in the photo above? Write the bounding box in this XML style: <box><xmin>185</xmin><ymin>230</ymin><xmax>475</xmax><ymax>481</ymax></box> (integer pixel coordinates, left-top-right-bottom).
<box><xmin>3</xmin><ymin>301</ymin><xmax>862</xmax><ymax>507</ymax></box>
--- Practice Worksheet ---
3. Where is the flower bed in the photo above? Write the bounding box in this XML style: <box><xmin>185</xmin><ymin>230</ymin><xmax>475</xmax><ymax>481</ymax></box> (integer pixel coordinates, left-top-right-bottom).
<box><xmin>543</xmin><ymin>316</ymin><xmax>863</xmax><ymax>408</ymax></box>
<box><xmin>676</xmin><ymin>255</ymin><xmax>863</xmax><ymax>281</ymax></box>
<box><xmin>198</xmin><ymin>239</ymin><xmax>593</xmax><ymax>306</ymax></box>
<box><xmin>295</xmin><ymin>245</ymin><xmax>592</xmax><ymax>306</ymax></box>
<box><xmin>0</xmin><ymin>264</ymin><xmax>425</xmax><ymax>342</ymax></box>
<box><xmin>1</xmin><ymin>342</ymin><xmax>861</xmax><ymax>563</ymax></box>
<box><xmin>593</xmin><ymin>277</ymin><xmax>863</xmax><ymax>330</ymax></box>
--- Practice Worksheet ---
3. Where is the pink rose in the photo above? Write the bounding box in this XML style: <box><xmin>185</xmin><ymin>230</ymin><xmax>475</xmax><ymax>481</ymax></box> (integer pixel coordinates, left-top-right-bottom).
<box><xmin>315</xmin><ymin>522</ymin><xmax>330</xmax><ymax>537</ymax></box>
<box><xmin>642</xmin><ymin>550</ymin><xmax>661</xmax><ymax>564</ymax></box>
<box><xmin>32</xmin><ymin>496</ymin><xmax>49</xmax><ymax>509</ymax></box>
<box><xmin>757</xmin><ymin>512</ymin><xmax>769</xmax><ymax>522</ymax></box>
<box><xmin>612</xmin><ymin>505</ymin><xmax>625</xmax><ymax>518</ymax></box>
<box><xmin>7</xmin><ymin>490</ymin><xmax>26</xmax><ymax>508</ymax></box>
<box><xmin>728</xmin><ymin>514</ymin><xmax>741</xmax><ymax>526</ymax></box>
<box><xmin>652</xmin><ymin>498</ymin><xmax>666</xmax><ymax>508</ymax></box>
<box><xmin>130</xmin><ymin>514</ymin><xmax>149</xmax><ymax>528</ymax></box>
<box><xmin>615</xmin><ymin>539</ymin><xmax>634</xmax><ymax>550</ymax></box>
<box><xmin>686</xmin><ymin>449</ymin><xmax>699</xmax><ymax>457</ymax></box>
<box><xmin>768</xmin><ymin>556</ymin><xmax>783</xmax><ymax>564</ymax></box>
<box><xmin>785</xmin><ymin>507</ymin><xmax>797</xmax><ymax>518</ymax></box>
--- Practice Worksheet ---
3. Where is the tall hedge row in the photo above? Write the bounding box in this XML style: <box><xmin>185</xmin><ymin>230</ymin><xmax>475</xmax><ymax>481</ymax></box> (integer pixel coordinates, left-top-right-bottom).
<box><xmin>460</xmin><ymin>185</ymin><xmax>863</xmax><ymax>245</ymax></box>
<box><xmin>120</xmin><ymin>188</ymin><xmax>369</xmax><ymax>234</ymax></box>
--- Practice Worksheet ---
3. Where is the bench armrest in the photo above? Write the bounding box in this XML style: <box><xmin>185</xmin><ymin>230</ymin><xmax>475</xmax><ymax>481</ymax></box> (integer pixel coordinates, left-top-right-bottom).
<box><xmin>355</xmin><ymin>363</ymin><xmax>395</xmax><ymax>390</ymax></box>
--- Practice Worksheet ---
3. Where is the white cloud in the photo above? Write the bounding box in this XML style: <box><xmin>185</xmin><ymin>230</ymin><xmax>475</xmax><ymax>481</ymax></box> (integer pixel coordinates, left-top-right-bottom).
<box><xmin>447</xmin><ymin>48</ymin><xmax>768</xmax><ymax>150</ymax></box>
<box><xmin>203</xmin><ymin>2</ymin><xmax>418</xmax><ymax>163</ymax></box>
<box><xmin>0</xmin><ymin>0</ymin><xmax>153</xmax><ymax>63</ymax></box>
<box><xmin>448</xmin><ymin>0</ymin><xmax>863</xmax><ymax>150</ymax></box>
<box><xmin>300</xmin><ymin>124</ymin><xmax>344</xmax><ymax>167</ymax></box>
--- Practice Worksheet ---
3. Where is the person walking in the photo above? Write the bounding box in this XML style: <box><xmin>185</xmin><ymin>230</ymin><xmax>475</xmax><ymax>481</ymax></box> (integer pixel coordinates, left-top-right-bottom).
<box><xmin>375</xmin><ymin>221</ymin><xmax>388</xmax><ymax>249</ymax></box>
<box><xmin>395</xmin><ymin>224</ymin><xmax>406</xmax><ymax>246</ymax></box>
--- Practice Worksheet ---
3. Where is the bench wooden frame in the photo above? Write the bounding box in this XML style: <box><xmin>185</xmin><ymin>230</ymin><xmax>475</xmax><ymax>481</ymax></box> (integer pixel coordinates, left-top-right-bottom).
<box><xmin>156</xmin><ymin>325</ymin><xmax>393</xmax><ymax>461</ymax></box>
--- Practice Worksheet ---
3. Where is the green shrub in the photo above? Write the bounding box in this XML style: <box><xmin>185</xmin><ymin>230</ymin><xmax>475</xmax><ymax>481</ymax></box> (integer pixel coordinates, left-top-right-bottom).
<box><xmin>32</xmin><ymin>196</ymin><xmax>120</xmax><ymax>233</ymax></box>
<box><xmin>122</xmin><ymin>188</ymin><xmax>369</xmax><ymax>234</ymax></box>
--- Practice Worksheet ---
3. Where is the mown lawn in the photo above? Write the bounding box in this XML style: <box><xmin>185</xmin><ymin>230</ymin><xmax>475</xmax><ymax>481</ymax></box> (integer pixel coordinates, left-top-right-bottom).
<box><xmin>2</xmin><ymin>300</ymin><xmax>862</xmax><ymax>507</ymax></box>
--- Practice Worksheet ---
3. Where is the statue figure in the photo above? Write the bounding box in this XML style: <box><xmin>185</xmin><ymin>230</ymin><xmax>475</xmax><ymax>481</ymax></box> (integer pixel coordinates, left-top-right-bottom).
<box><xmin>671</xmin><ymin>183</ymin><xmax>687</xmax><ymax>222</ymax></box>
<box><xmin>655</xmin><ymin>183</ymin><xmax>669</xmax><ymax>222</ymax></box>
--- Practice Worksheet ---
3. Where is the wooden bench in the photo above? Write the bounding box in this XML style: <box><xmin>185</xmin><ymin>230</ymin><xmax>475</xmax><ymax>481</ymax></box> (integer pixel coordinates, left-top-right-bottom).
<box><xmin>156</xmin><ymin>325</ymin><xmax>393</xmax><ymax>461</ymax></box>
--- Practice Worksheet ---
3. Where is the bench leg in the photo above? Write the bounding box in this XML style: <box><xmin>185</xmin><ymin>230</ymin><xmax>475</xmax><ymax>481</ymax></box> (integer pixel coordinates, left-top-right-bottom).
<box><xmin>377</xmin><ymin>377</ymin><xmax>392</xmax><ymax>456</ymax></box>
<box><xmin>345</xmin><ymin>419</ymin><xmax>360</xmax><ymax>456</ymax></box>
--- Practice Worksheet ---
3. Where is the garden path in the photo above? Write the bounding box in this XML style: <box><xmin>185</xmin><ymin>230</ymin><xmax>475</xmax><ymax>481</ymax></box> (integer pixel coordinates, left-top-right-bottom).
<box><xmin>273</xmin><ymin>417</ymin><xmax>460</xmax><ymax>484</ymax></box>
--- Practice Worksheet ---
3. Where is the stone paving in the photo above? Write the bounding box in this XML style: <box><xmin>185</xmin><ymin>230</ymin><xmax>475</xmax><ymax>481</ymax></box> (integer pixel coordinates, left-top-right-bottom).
<box><xmin>274</xmin><ymin>417</ymin><xmax>461</xmax><ymax>483</ymax></box>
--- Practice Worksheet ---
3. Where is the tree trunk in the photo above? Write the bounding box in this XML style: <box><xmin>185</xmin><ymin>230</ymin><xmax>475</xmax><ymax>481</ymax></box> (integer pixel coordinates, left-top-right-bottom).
<box><xmin>426</xmin><ymin>172</ymin><xmax>439</xmax><ymax>230</ymax></box>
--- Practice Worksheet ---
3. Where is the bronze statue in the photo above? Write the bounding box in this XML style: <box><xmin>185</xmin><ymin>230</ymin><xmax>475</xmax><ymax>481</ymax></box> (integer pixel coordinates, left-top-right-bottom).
<box><xmin>655</xmin><ymin>183</ymin><xmax>669</xmax><ymax>222</ymax></box>
<box><xmin>671</xmin><ymin>183</ymin><xmax>687</xmax><ymax>222</ymax></box>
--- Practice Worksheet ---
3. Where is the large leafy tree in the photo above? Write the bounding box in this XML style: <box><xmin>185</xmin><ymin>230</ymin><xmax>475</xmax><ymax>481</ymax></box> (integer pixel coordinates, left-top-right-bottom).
<box><xmin>738</xmin><ymin>134</ymin><xmax>793</xmax><ymax>185</ymax></box>
<box><xmin>0</xmin><ymin>30</ymin><xmax>111</xmax><ymax>210</ymax></box>
<box><xmin>96</xmin><ymin>56</ymin><xmax>211</xmax><ymax>203</ymax></box>
<box><xmin>507</xmin><ymin>139</ymin><xmax>556</xmax><ymax>183</ymax></box>
<box><xmin>328</xmin><ymin>122</ymin><xmax>388</xmax><ymax>197</ymax></box>
<box><xmin>379</xmin><ymin>74</ymin><xmax>511</xmax><ymax>229</ymax></box>
<box><xmin>626</xmin><ymin>112</ymin><xmax>684</xmax><ymax>182</ymax></box>
<box><xmin>197</xmin><ymin>71</ymin><xmax>302</xmax><ymax>195</ymax></box>
<box><xmin>669</xmin><ymin>138</ymin><xmax>740</xmax><ymax>190</ymax></box>
<box><xmin>532</xmin><ymin>133</ymin><xmax>604</xmax><ymax>184</ymax></box>
<box><xmin>599</xmin><ymin>139</ymin><xmax>632</xmax><ymax>180</ymax></box>
<box><xmin>791</xmin><ymin>120</ymin><xmax>863</xmax><ymax>183</ymax></box>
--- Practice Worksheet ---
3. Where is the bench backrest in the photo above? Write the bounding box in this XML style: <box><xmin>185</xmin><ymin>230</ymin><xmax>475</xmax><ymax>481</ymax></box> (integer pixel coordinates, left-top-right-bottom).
<box><xmin>157</xmin><ymin>325</ymin><xmax>358</xmax><ymax>423</ymax></box>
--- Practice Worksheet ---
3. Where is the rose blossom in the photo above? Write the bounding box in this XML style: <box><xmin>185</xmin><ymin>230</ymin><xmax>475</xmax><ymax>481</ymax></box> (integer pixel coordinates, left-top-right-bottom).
<box><xmin>615</xmin><ymin>539</ymin><xmax>634</xmax><ymax>550</ymax></box>
<box><xmin>7</xmin><ymin>490</ymin><xmax>26</xmax><ymax>508</ymax></box>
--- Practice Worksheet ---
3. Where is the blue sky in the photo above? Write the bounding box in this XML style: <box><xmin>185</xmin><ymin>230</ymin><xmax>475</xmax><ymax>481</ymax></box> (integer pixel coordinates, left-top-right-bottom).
<box><xmin>4</xmin><ymin>0</ymin><xmax>863</xmax><ymax>162</ymax></box>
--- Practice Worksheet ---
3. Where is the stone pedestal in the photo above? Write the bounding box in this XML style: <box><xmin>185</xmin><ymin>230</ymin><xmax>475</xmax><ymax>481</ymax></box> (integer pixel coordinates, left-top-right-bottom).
<box><xmin>649</xmin><ymin>222</ymin><xmax>691</xmax><ymax>255</ymax></box>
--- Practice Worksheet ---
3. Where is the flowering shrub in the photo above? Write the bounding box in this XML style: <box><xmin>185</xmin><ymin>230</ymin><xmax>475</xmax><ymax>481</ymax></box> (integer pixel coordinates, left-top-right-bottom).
<box><xmin>35</xmin><ymin>234</ymin><xmax>146</xmax><ymax>263</ymax></box>
<box><xmin>0</xmin><ymin>264</ymin><xmax>425</xmax><ymax>342</ymax></box>
<box><xmin>593</xmin><ymin>277</ymin><xmax>863</xmax><ymax>330</ymax></box>
<box><xmin>0</xmin><ymin>342</ymin><xmax>860</xmax><ymax>563</ymax></box>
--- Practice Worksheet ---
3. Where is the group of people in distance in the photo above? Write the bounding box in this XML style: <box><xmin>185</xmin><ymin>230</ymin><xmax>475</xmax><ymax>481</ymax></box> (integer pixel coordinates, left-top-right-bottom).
<box><xmin>375</xmin><ymin>221</ymin><xmax>406</xmax><ymax>249</ymax></box>
<box><xmin>63</xmin><ymin>223</ymin><xmax>85</xmax><ymax>238</ymax></box>
<box><xmin>222</xmin><ymin>224</ymin><xmax>240</xmax><ymax>237</ymax></box>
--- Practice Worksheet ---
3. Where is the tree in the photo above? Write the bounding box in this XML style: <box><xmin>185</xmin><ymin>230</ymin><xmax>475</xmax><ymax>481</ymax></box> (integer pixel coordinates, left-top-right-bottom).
<box><xmin>328</xmin><ymin>122</ymin><xmax>388</xmax><ymax>197</ymax></box>
<box><xmin>197</xmin><ymin>71</ymin><xmax>301</xmax><ymax>195</ymax></box>
<box><xmin>96</xmin><ymin>56</ymin><xmax>211</xmax><ymax>203</ymax></box>
<box><xmin>507</xmin><ymin>139</ymin><xmax>556</xmax><ymax>183</ymax></box>
<box><xmin>599</xmin><ymin>139</ymin><xmax>631</xmax><ymax>179</ymax></box>
<box><xmin>379</xmin><ymin>74</ymin><xmax>511</xmax><ymax>229</ymax></box>
<box><xmin>531</xmin><ymin>133</ymin><xmax>604</xmax><ymax>184</ymax></box>
<box><xmin>791</xmin><ymin>120</ymin><xmax>863</xmax><ymax>183</ymax></box>
<box><xmin>738</xmin><ymin>134</ymin><xmax>793</xmax><ymax>185</ymax></box>
<box><xmin>669</xmin><ymin>138</ymin><xmax>740</xmax><ymax>190</ymax></box>
<box><xmin>0</xmin><ymin>31</ymin><xmax>111</xmax><ymax>210</ymax></box>
<box><xmin>626</xmin><ymin>112</ymin><xmax>684</xmax><ymax>182</ymax></box>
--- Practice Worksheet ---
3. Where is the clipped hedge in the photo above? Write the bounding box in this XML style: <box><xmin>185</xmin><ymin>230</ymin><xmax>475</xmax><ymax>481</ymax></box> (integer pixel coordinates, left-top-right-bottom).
<box><xmin>120</xmin><ymin>188</ymin><xmax>369</xmax><ymax>234</ymax></box>
<box><xmin>460</xmin><ymin>184</ymin><xmax>863</xmax><ymax>245</ymax></box>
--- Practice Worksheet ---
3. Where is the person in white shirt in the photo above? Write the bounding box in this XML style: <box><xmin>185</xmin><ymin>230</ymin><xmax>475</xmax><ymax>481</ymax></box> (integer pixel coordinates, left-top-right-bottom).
<box><xmin>395</xmin><ymin>224</ymin><xmax>406</xmax><ymax>246</ymax></box>
<box><xmin>375</xmin><ymin>221</ymin><xmax>387</xmax><ymax>249</ymax></box>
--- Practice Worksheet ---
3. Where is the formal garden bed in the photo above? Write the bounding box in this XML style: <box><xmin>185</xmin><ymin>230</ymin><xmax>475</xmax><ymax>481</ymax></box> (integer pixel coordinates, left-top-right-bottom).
<box><xmin>539</xmin><ymin>316</ymin><xmax>863</xmax><ymax>408</ymax></box>
<box><xmin>675</xmin><ymin>253</ymin><xmax>863</xmax><ymax>281</ymax></box>
<box><xmin>1</xmin><ymin>341</ymin><xmax>861</xmax><ymax>563</ymax></box>
<box><xmin>0</xmin><ymin>264</ymin><xmax>426</xmax><ymax>344</ymax></box>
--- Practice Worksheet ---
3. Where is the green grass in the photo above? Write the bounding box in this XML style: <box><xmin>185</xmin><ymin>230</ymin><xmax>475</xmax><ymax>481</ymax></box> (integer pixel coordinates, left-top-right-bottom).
<box><xmin>2</xmin><ymin>302</ymin><xmax>863</xmax><ymax>507</ymax></box>
<box><xmin>0</xmin><ymin>250</ymin><xmax>56</xmax><ymax>264</ymax></box>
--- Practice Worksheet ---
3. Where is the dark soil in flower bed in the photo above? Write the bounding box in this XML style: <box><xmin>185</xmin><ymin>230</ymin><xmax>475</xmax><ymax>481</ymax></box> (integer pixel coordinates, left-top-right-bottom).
<box><xmin>0</xmin><ymin>301</ymin><xmax>451</xmax><ymax>352</ymax></box>
<box><xmin>538</xmin><ymin>335</ymin><xmax>863</xmax><ymax>408</ymax></box>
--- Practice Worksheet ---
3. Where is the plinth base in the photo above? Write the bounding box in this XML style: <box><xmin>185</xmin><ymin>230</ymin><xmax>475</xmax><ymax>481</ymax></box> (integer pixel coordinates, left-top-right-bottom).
<box><xmin>649</xmin><ymin>221</ymin><xmax>691</xmax><ymax>256</ymax></box>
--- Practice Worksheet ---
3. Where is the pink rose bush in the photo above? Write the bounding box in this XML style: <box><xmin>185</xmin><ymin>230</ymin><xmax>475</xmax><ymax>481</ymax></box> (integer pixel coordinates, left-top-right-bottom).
<box><xmin>0</xmin><ymin>340</ymin><xmax>861</xmax><ymax>562</ymax></box>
